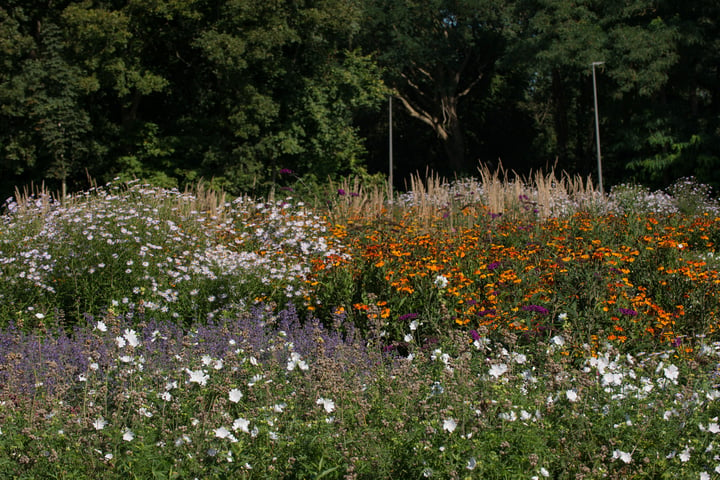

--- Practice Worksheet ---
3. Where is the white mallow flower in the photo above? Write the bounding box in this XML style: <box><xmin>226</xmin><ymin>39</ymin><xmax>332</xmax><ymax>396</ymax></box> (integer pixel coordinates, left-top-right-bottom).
<box><xmin>122</xmin><ymin>428</ymin><xmax>134</xmax><ymax>442</ymax></box>
<box><xmin>489</xmin><ymin>363</ymin><xmax>508</xmax><ymax>378</ymax></box>
<box><xmin>443</xmin><ymin>418</ymin><xmax>457</xmax><ymax>433</ymax></box>
<box><xmin>232</xmin><ymin>417</ymin><xmax>250</xmax><ymax>433</ymax></box>
<box><xmin>186</xmin><ymin>368</ymin><xmax>209</xmax><ymax>386</ymax></box>
<box><xmin>566</xmin><ymin>389</ymin><xmax>579</xmax><ymax>402</ymax></box>
<box><xmin>96</xmin><ymin>321</ymin><xmax>108</xmax><ymax>332</ymax></box>
<box><xmin>214</xmin><ymin>427</ymin><xmax>237</xmax><ymax>442</ymax></box>
<box><xmin>93</xmin><ymin>417</ymin><xmax>108</xmax><ymax>430</ymax></box>
<box><xmin>602</xmin><ymin>372</ymin><xmax>624</xmax><ymax>387</ymax></box>
<box><xmin>612</xmin><ymin>449</ymin><xmax>632</xmax><ymax>464</ymax></box>
<box><xmin>513</xmin><ymin>353</ymin><xmax>527</xmax><ymax>364</ymax></box>
<box><xmin>316</xmin><ymin>397</ymin><xmax>335</xmax><ymax>413</ymax></box>
<box><xmin>679</xmin><ymin>448</ymin><xmax>691</xmax><ymax>462</ymax></box>
<box><xmin>228</xmin><ymin>388</ymin><xmax>243</xmax><ymax>403</ymax></box>
<box><xmin>123</xmin><ymin>329</ymin><xmax>140</xmax><ymax>348</ymax></box>
<box><xmin>664</xmin><ymin>364</ymin><xmax>680</xmax><ymax>381</ymax></box>
<box><xmin>287</xmin><ymin>352</ymin><xmax>309</xmax><ymax>371</ymax></box>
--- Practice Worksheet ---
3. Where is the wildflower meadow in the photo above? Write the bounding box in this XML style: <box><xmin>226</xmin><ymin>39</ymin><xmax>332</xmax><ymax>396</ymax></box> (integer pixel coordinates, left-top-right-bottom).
<box><xmin>3</xmin><ymin>170</ymin><xmax>720</xmax><ymax>479</ymax></box>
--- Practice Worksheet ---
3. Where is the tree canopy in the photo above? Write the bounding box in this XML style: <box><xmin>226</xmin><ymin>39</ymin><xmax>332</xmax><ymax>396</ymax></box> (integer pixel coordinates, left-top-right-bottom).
<box><xmin>1</xmin><ymin>0</ymin><xmax>718</xmax><ymax>197</ymax></box>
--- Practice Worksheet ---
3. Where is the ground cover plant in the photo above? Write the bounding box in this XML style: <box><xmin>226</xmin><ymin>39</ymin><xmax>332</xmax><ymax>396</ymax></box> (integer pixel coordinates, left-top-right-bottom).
<box><xmin>3</xmin><ymin>170</ymin><xmax>720</xmax><ymax>479</ymax></box>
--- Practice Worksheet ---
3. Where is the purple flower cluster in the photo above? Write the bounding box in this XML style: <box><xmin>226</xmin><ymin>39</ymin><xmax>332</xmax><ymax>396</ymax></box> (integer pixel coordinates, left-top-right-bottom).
<box><xmin>0</xmin><ymin>304</ymin><xmax>370</xmax><ymax>398</ymax></box>
<box><xmin>522</xmin><ymin>305</ymin><xmax>549</xmax><ymax>315</ymax></box>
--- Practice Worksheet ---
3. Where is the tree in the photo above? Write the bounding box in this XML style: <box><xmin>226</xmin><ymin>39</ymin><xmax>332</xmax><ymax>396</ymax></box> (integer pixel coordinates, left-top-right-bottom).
<box><xmin>191</xmin><ymin>0</ymin><xmax>387</xmax><ymax>192</ymax></box>
<box><xmin>520</xmin><ymin>0</ymin><xmax>682</xmax><ymax>183</ymax></box>
<box><xmin>362</xmin><ymin>0</ymin><xmax>515</xmax><ymax>174</ymax></box>
<box><xmin>0</xmin><ymin>3</ymin><xmax>100</xmax><ymax>196</ymax></box>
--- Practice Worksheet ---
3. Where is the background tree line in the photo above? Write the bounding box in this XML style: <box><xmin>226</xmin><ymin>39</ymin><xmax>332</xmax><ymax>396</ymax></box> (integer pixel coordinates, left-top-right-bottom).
<box><xmin>1</xmin><ymin>0</ymin><xmax>718</xmax><ymax>199</ymax></box>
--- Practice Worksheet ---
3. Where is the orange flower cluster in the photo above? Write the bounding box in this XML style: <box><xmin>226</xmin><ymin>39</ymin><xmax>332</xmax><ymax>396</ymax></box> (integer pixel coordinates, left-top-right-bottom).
<box><xmin>308</xmin><ymin>210</ymin><xmax>720</xmax><ymax>348</ymax></box>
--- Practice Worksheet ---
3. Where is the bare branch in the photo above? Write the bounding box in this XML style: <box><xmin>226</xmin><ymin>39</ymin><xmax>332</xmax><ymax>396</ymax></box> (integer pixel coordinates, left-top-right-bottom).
<box><xmin>458</xmin><ymin>72</ymin><xmax>484</xmax><ymax>98</ymax></box>
<box><xmin>394</xmin><ymin>93</ymin><xmax>448</xmax><ymax>140</ymax></box>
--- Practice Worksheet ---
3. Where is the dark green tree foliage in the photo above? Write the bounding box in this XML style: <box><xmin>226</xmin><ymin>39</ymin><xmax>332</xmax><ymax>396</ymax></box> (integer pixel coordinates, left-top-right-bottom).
<box><xmin>620</xmin><ymin>0</ymin><xmax>720</xmax><ymax>186</ymax></box>
<box><xmin>0</xmin><ymin>0</ymin><xmax>386</xmax><ymax>197</ymax></box>
<box><xmin>521</xmin><ymin>0</ymin><xmax>720</xmax><ymax>188</ymax></box>
<box><xmin>192</xmin><ymin>0</ymin><xmax>386</xmax><ymax>192</ymax></box>
<box><xmin>0</xmin><ymin>3</ymin><xmax>98</xmax><ymax>196</ymax></box>
<box><xmin>2</xmin><ymin>0</ymin><xmax>720</xmax><ymax>196</ymax></box>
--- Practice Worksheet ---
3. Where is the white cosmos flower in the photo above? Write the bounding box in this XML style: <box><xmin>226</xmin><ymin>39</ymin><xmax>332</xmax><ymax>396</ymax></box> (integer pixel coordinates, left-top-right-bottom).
<box><xmin>228</xmin><ymin>388</ymin><xmax>243</xmax><ymax>403</ymax></box>
<box><xmin>316</xmin><ymin>397</ymin><xmax>335</xmax><ymax>413</ymax></box>
<box><xmin>442</xmin><ymin>418</ymin><xmax>457</xmax><ymax>433</ymax></box>
<box><xmin>489</xmin><ymin>363</ymin><xmax>508</xmax><ymax>378</ymax></box>
<box><xmin>434</xmin><ymin>275</ymin><xmax>449</xmax><ymax>289</ymax></box>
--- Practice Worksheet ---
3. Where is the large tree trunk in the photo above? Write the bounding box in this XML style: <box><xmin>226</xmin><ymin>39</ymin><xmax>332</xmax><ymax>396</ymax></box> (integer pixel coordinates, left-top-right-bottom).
<box><xmin>441</xmin><ymin>103</ymin><xmax>466</xmax><ymax>172</ymax></box>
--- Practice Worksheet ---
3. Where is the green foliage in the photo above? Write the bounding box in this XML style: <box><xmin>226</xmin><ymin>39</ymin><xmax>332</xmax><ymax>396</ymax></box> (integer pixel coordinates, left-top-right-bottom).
<box><xmin>2</xmin><ymin>0</ymin><xmax>720</xmax><ymax>196</ymax></box>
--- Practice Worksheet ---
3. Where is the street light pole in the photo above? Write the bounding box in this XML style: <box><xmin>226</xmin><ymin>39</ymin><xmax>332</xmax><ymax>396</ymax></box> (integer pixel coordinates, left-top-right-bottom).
<box><xmin>592</xmin><ymin>61</ymin><xmax>605</xmax><ymax>195</ymax></box>
<box><xmin>389</xmin><ymin>95</ymin><xmax>393</xmax><ymax>198</ymax></box>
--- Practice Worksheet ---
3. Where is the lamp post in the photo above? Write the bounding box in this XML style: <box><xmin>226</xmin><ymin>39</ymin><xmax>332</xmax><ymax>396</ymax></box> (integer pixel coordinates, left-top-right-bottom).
<box><xmin>389</xmin><ymin>95</ymin><xmax>393</xmax><ymax>198</ymax></box>
<box><xmin>592</xmin><ymin>61</ymin><xmax>605</xmax><ymax>195</ymax></box>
